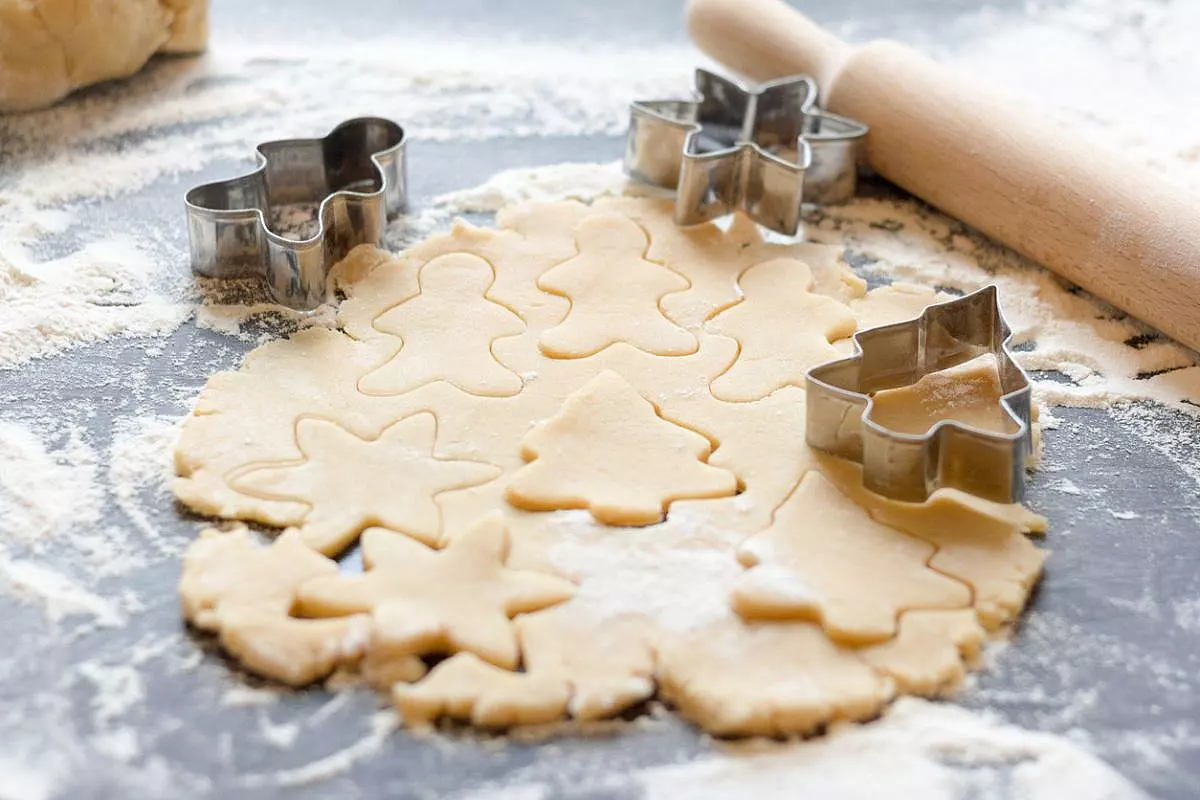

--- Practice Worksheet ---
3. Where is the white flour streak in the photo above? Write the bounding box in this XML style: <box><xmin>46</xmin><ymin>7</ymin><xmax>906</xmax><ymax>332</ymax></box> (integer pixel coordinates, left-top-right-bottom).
<box><xmin>0</xmin><ymin>234</ymin><xmax>191</xmax><ymax>369</ymax></box>
<box><xmin>435</xmin><ymin>162</ymin><xmax>632</xmax><ymax>214</ymax></box>
<box><xmin>634</xmin><ymin>699</ymin><xmax>1147</xmax><ymax>800</ymax></box>
<box><xmin>546</xmin><ymin>509</ymin><xmax>745</xmax><ymax>631</ymax></box>
<box><xmin>0</xmin><ymin>422</ymin><xmax>102</xmax><ymax>544</ymax></box>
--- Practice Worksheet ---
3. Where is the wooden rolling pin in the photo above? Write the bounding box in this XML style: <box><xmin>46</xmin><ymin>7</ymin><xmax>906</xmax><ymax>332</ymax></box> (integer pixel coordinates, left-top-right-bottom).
<box><xmin>687</xmin><ymin>0</ymin><xmax>1200</xmax><ymax>353</ymax></box>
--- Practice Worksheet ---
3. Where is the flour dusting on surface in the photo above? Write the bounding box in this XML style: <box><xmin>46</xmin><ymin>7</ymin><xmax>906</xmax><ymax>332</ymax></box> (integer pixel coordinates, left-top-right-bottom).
<box><xmin>1</xmin><ymin>0</ymin><xmax>1199</xmax><ymax>796</ymax></box>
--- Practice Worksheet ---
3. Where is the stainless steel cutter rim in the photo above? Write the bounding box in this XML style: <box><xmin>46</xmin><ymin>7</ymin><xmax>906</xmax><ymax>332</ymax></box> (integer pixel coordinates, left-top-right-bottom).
<box><xmin>185</xmin><ymin>116</ymin><xmax>407</xmax><ymax>310</ymax></box>
<box><xmin>625</xmin><ymin>67</ymin><xmax>869</xmax><ymax>235</ymax></box>
<box><xmin>184</xmin><ymin>116</ymin><xmax>406</xmax><ymax>247</ymax></box>
<box><xmin>805</xmin><ymin>284</ymin><xmax>1033</xmax><ymax>503</ymax></box>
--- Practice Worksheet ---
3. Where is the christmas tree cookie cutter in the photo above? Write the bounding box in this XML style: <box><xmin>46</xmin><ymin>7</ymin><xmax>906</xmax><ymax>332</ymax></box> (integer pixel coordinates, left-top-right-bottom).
<box><xmin>805</xmin><ymin>285</ymin><xmax>1033</xmax><ymax>504</ymax></box>
<box><xmin>624</xmin><ymin>68</ymin><xmax>868</xmax><ymax>236</ymax></box>
<box><xmin>185</xmin><ymin>117</ymin><xmax>407</xmax><ymax>310</ymax></box>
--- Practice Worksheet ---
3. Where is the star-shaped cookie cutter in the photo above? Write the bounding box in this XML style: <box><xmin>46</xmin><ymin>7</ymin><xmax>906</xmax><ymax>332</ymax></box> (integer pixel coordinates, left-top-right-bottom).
<box><xmin>185</xmin><ymin>117</ymin><xmax>407</xmax><ymax>310</ymax></box>
<box><xmin>624</xmin><ymin>68</ymin><xmax>868</xmax><ymax>236</ymax></box>
<box><xmin>805</xmin><ymin>285</ymin><xmax>1033</xmax><ymax>504</ymax></box>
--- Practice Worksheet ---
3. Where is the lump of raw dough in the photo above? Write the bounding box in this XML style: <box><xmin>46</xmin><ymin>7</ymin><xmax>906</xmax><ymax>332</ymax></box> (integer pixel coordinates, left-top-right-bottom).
<box><xmin>0</xmin><ymin>0</ymin><xmax>209</xmax><ymax>112</ymax></box>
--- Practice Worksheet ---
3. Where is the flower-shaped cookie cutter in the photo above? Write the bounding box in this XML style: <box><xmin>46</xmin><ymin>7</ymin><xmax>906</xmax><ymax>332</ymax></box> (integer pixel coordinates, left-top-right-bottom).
<box><xmin>624</xmin><ymin>68</ymin><xmax>868</xmax><ymax>236</ymax></box>
<box><xmin>186</xmin><ymin>117</ymin><xmax>407</xmax><ymax>310</ymax></box>
<box><xmin>805</xmin><ymin>285</ymin><xmax>1033</xmax><ymax>504</ymax></box>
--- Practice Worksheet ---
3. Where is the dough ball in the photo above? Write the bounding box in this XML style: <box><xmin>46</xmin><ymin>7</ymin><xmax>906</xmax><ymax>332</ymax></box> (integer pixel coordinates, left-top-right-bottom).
<box><xmin>0</xmin><ymin>0</ymin><xmax>209</xmax><ymax>112</ymax></box>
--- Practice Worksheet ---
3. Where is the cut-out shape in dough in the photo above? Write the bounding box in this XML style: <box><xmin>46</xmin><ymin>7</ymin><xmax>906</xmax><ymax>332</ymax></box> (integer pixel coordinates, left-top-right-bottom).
<box><xmin>816</xmin><ymin>453</ymin><xmax>1046</xmax><ymax>630</ymax></box>
<box><xmin>359</xmin><ymin>253</ymin><xmax>526</xmax><ymax>397</ymax></box>
<box><xmin>295</xmin><ymin>514</ymin><xmax>575</xmax><ymax>670</ymax></box>
<box><xmin>732</xmin><ymin>471</ymin><xmax>971</xmax><ymax>645</ymax></box>
<box><xmin>179</xmin><ymin>528</ymin><xmax>372</xmax><ymax>686</ymax></box>
<box><xmin>538</xmin><ymin>215</ymin><xmax>697</xmax><ymax>358</ymax></box>
<box><xmin>505</xmin><ymin>371</ymin><xmax>739</xmax><ymax>525</ymax></box>
<box><xmin>174</xmin><ymin>198</ymin><xmax>1048</xmax><ymax>738</ymax></box>
<box><xmin>517</xmin><ymin>609</ymin><xmax>657</xmax><ymax>721</ymax></box>
<box><xmin>231</xmin><ymin>413</ymin><xmax>501</xmax><ymax>556</ymax></box>
<box><xmin>868</xmin><ymin>353</ymin><xmax>1019</xmax><ymax>436</ymax></box>
<box><xmin>393</xmin><ymin>653</ymin><xmax>570</xmax><ymax>729</ymax></box>
<box><xmin>707</xmin><ymin>258</ymin><xmax>858</xmax><ymax>402</ymax></box>
<box><xmin>860</xmin><ymin>609</ymin><xmax>984</xmax><ymax>695</ymax></box>
<box><xmin>656</xmin><ymin>618</ymin><xmax>890</xmax><ymax>737</ymax></box>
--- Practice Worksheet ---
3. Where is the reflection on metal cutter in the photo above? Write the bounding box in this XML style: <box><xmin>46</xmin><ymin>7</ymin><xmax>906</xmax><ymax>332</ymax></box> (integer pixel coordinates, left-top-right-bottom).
<box><xmin>185</xmin><ymin>117</ymin><xmax>407</xmax><ymax>310</ymax></box>
<box><xmin>625</xmin><ymin>68</ymin><xmax>867</xmax><ymax>235</ymax></box>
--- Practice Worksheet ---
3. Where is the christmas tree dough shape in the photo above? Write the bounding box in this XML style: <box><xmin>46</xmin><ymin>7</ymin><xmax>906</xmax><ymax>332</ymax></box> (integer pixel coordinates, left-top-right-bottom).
<box><xmin>505</xmin><ymin>371</ymin><xmax>739</xmax><ymax>525</ymax></box>
<box><xmin>538</xmin><ymin>215</ymin><xmax>696</xmax><ymax>358</ymax></box>
<box><xmin>359</xmin><ymin>253</ymin><xmax>526</xmax><ymax>397</ymax></box>
<box><xmin>732</xmin><ymin>471</ymin><xmax>972</xmax><ymax>645</ymax></box>
<box><xmin>232</xmin><ymin>414</ymin><xmax>501</xmax><ymax>555</ymax></box>
<box><xmin>295</xmin><ymin>514</ymin><xmax>575</xmax><ymax>670</ymax></box>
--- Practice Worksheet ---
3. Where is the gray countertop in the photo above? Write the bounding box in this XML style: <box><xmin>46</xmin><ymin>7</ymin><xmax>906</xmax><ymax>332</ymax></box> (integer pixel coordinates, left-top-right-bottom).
<box><xmin>1</xmin><ymin>1</ymin><xmax>1198</xmax><ymax>798</ymax></box>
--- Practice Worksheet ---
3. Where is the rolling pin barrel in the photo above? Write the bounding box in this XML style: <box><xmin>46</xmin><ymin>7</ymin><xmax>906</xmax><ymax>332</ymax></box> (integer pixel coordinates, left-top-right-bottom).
<box><xmin>687</xmin><ymin>0</ymin><xmax>1200</xmax><ymax>353</ymax></box>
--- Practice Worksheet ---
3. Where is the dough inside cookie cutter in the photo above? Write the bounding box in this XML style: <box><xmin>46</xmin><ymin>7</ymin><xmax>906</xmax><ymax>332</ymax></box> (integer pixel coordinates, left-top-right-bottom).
<box><xmin>185</xmin><ymin>117</ymin><xmax>407</xmax><ymax>310</ymax></box>
<box><xmin>624</xmin><ymin>68</ymin><xmax>868</xmax><ymax>236</ymax></box>
<box><xmin>805</xmin><ymin>285</ymin><xmax>1033</xmax><ymax>504</ymax></box>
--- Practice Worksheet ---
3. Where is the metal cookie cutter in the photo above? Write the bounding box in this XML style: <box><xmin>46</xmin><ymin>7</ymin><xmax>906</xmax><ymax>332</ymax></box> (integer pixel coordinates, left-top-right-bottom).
<box><xmin>186</xmin><ymin>117</ymin><xmax>407</xmax><ymax>310</ymax></box>
<box><xmin>624</xmin><ymin>68</ymin><xmax>868</xmax><ymax>236</ymax></box>
<box><xmin>805</xmin><ymin>286</ymin><xmax>1033</xmax><ymax>504</ymax></box>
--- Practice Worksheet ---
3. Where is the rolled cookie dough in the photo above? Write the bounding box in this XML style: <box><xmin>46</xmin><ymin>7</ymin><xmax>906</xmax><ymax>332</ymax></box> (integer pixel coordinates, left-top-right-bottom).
<box><xmin>0</xmin><ymin>0</ymin><xmax>208</xmax><ymax>112</ymax></box>
<box><xmin>174</xmin><ymin>197</ymin><xmax>1047</xmax><ymax>737</ymax></box>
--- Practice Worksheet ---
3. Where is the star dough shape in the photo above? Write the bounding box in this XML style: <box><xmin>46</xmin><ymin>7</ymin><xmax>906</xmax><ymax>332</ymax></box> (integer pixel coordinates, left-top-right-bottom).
<box><xmin>179</xmin><ymin>528</ymin><xmax>371</xmax><ymax>686</ymax></box>
<box><xmin>505</xmin><ymin>370</ymin><xmax>739</xmax><ymax>525</ymax></box>
<box><xmin>232</xmin><ymin>413</ymin><xmax>501</xmax><ymax>555</ymax></box>
<box><xmin>295</xmin><ymin>513</ymin><xmax>575</xmax><ymax>670</ymax></box>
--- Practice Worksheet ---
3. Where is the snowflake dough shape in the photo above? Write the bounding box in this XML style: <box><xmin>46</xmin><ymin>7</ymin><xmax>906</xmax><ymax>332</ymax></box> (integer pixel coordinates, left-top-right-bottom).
<box><xmin>295</xmin><ymin>513</ymin><xmax>575</xmax><ymax>671</ymax></box>
<box><xmin>707</xmin><ymin>258</ymin><xmax>857</xmax><ymax>402</ymax></box>
<box><xmin>732</xmin><ymin>471</ymin><xmax>972</xmax><ymax>645</ymax></box>
<box><xmin>359</xmin><ymin>253</ymin><xmax>526</xmax><ymax>397</ymax></box>
<box><xmin>232</xmin><ymin>414</ymin><xmax>501</xmax><ymax>556</ymax></box>
<box><xmin>537</xmin><ymin>214</ymin><xmax>697</xmax><ymax>358</ymax></box>
<box><xmin>505</xmin><ymin>370</ymin><xmax>739</xmax><ymax>525</ymax></box>
<box><xmin>179</xmin><ymin>528</ymin><xmax>371</xmax><ymax>686</ymax></box>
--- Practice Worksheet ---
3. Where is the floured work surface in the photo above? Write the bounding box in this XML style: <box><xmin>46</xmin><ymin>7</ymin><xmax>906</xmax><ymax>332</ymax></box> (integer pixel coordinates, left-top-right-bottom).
<box><xmin>174</xmin><ymin>197</ymin><xmax>1048</xmax><ymax>736</ymax></box>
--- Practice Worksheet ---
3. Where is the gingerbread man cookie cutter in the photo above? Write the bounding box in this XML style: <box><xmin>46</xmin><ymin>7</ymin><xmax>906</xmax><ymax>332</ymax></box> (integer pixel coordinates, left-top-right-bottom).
<box><xmin>805</xmin><ymin>285</ymin><xmax>1033</xmax><ymax>504</ymax></box>
<box><xmin>624</xmin><ymin>68</ymin><xmax>868</xmax><ymax>236</ymax></box>
<box><xmin>185</xmin><ymin>117</ymin><xmax>407</xmax><ymax>310</ymax></box>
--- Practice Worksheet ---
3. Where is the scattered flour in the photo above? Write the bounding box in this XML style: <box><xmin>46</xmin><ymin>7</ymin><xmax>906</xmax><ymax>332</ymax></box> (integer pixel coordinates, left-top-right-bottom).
<box><xmin>1</xmin><ymin>0</ymin><xmax>1197</xmax><ymax>797</ymax></box>
<box><xmin>451</xmin><ymin>698</ymin><xmax>1145</xmax><ymax>800</ymax></box>
<box><xmin>76</xmin><ymin>661</ymin><xmax>147</xmax><ymax>728</ymax></box>
<box><xmin>0</xmin><ymin>421</ymin><xmax>103</xmax><ymax>544</ymax></box>
<box><xmin>0</xmin><ymin>234</ymin><xmax>191</xmax><ymax>369</ymax></box>
<box><xmin>0</xmin><ymin>558</ymin><xmax>125</xmax><ymax>626</ymax></box>
<box><xmin>434</xmin><ymin>162</ymin><xmax>632</xmax><ymax>215</ymax></box>
<box><xmin>107</xmin><ymin>415</ymin><xmax>185</xmax><ymax>555</ymax></box>
<box><xmin>633</xmin><ymin>699</ymin><xmax>1147</xmax><ymax>800</ymax></box>
<box><xmin>237</xmin><ymin>710</ymin><xmax>398</xmax><ymax>789</ymax></box>
<box><xmin>546</xmin><ymin>509</ymin><xmax>745</xmax><ymax>632</ymax></box>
